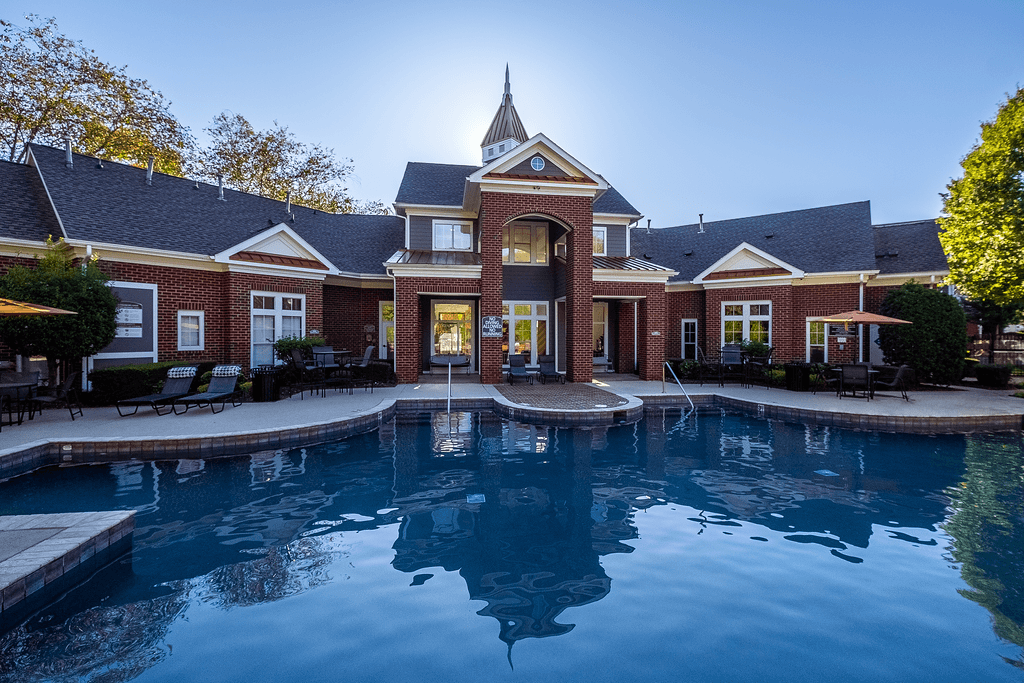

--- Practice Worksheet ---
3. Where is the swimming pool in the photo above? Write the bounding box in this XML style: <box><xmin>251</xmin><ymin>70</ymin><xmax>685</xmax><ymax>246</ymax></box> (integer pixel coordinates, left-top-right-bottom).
<box><xmin>0</xmin><ymin>409</ymin><xmax>1022</xmax><ymax>682</ymax></box>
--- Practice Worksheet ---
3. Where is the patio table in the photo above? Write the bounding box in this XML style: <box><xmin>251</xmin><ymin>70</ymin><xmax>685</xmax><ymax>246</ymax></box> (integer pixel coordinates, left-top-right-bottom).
<box><xmin>0</xmin><ymin>382</ymin><xmax>37</xmax><ymax>425</ymax></box>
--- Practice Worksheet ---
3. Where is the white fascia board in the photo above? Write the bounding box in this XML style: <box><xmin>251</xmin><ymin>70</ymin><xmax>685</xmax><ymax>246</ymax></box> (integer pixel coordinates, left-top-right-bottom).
<box><xmin>796</xmin><ymin>270</ymin><xmax>882</xmax><ymax>286</ymax></box>
<box><xmin>25</xmin><ymin>147</ymin><xmax>68</xmax><ymax>240</ymax></box>
<box><xmin>478</xmin><ymin>181</ymin><xmax>599</xmax><ymax>197</ymax></box>
<box><xmin>702</xmin><ymin>278</ymin><xmax>796</xmax><ymax>289</ymax></box>
<box><xmin>401</xmin><ymin>206</ymin><xmax>478</xmax><ymax>219</ymax></box>
<box><xmin>593</xmin><ymin>214</ymin><xmax>638</xmax><ymax>225</ymax></box>
<box><xmin>693</xmin><ymin>241</ymin><xmax>805</xmax><ymax>283</ymax></box>
<box><xmin>869</xmin><ymin>270</ymin><xmax>949</xmax><ymax>283</ymax></box>
<box><xmin>385</xmin><ymin>264</ymin><xmax>482</xmax><ymax>279</ymax></box>
<box><xmin>60</xmin><ymin>238</ymin><xmax>216</xmax><ymax>265</ymax></box>
<box><xmin>213</xmin><ymin>223</ymin><xmax>339</xmax><ymax>273</ymax></box>
<box><xmin>469</xmin><ymin>133</ymin><xmax>609</xmax><ymax>192</ymax></box>
<box><xmin>666</xmin><ymin>282</ymin><xmax>703</xmax><ymax>292</ymax></box>
<box><xmin>593</xmin><ymin>269</ymin><xmax>677</xmax><ymax>284</ymax></box>
<box><xmin>325</xmin><ymin>273</ymin><xmax>393</xmax><ymax>289</ymax></box>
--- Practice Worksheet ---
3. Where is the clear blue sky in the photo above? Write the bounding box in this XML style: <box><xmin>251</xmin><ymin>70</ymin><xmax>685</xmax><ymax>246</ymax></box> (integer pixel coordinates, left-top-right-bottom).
<box><xmin>10</xmin><ymin>0</ymin><xmax>1024</xmax><ymax>226</ymax></box>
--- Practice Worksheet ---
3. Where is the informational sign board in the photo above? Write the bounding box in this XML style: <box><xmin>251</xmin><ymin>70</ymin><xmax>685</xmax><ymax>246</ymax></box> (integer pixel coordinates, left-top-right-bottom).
<box><xmin>481</xmin><ymin>315</ymin><xmax>504</xmax><ymax>338</ymax></box>
<box><xmin>828</xmin><ymin>323</ymin><xmax>856</xmax><ymax>337</ymax></box>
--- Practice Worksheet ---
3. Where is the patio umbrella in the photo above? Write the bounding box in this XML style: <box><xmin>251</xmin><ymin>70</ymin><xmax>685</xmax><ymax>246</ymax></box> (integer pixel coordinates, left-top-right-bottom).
<box><xmin>0</xmin><ymin>297</ymin><xmax>78</xmax><ymax>317</ymax></box>
<box><xmin>812</xmin><ymin>310</ymin><xmax>911</xmax><ymax>363</ymax></box>
<box><xmin>813</xmin><ymin>310</ymin><xmax>911</xmax><ymax>325</ymax></box>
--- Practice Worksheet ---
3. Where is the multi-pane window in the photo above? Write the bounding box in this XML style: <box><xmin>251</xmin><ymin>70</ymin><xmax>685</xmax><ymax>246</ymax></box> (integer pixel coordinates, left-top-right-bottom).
<box><xmin>593</xmin><ymin>227</ymin><xmax>607</xmax><ymax>256</ymax></box>
<box><xmin>681</xmin><ymin>319</ymin><xmax>698</xmax><ymax>360</ymax></box>
<box><xmin>502</xmin><ymin>222</ymin><xmax>548</xmax><ymax>264</ymax></box>
<box><xmin>502</xmin><ymin>301</ymin><xmax>548</xmax><ymax>365</ymax></box>
<box><xmin>433</xmin><ymin>221</ymin><xmax>473</xmax><ymax>251</ymax></box>
<box><xmin>251</xmin><ymin>292</ymin><xmax>305</xmax><ymax>367</ymax></box>
<box><xmin>177</xmin><ymin>311</ymin><xmax>204</xmax><ymax>351</ymax></box>
<box><xmin>722</xmin><ymin>301</ymin><xmax>771</xmax><ymax>346</ymax></box>
<box><xmin>380</xmin><ymin>302</ymin><xmax>395</xmax><ymax>360</ymax></box>
<box><xmin>808</xmin><ymin>320</ymin><xmax>826</xmax><ymax>362</ymax></box>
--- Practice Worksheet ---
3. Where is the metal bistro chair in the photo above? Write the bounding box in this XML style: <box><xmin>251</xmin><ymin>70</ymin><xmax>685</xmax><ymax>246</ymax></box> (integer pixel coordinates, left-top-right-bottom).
<box><xmin>0</xmin><ymin>370</ymin><xmax>40</xmax><ymax>426</ymax></box>
<box><xmin>290</xmin><ymin>348</ymin><xmax>325</xmax><ymax>398</ymax></box>
<box><xmin>32</xmin><ymin>371</ymin><xmax>84</xmax><ymax>421</ymax></box>
<box><xmin>874</xmin><ymin>364</ymin><xmax>912</xmax><ymax>401</ymax></box>
<box><xmin>744</xmin><ymin>346</ymin><xmax>775</xmax><ymax>389</ymax></box>
<box><xmin>718</xmin><ymin>345</ymin><xmax>745</xmax><ymax>386</ymax></box>
<box><xmin>838</xmin><ymin>364</ymin><xmax>872</xmax><ymax>400</ymax></box>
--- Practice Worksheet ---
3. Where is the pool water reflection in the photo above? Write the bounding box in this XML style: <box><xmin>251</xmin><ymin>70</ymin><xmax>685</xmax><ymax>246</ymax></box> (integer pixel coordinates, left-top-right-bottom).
<box><xmin>1</xmin><ymin>410</ymin><xmax>1023</xmax><ymax>682</ymax></box>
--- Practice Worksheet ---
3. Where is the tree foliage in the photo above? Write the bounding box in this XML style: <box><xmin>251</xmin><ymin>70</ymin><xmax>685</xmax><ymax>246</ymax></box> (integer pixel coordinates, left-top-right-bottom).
<box><xmin>939</xmin><ymin>87</ymin><xmax>1024</xmax><ymax>306</ymax></box>
<box><xmin>0</xmin><ymin>237</ymin><xmax>118</xmax><ymax>378</ymax></box>
<box><xmin>192</xmin><ymin>112</ymin><xmax>386</xmax><ymax>214</ymax></box>
<box><xmin>0</xmin><ymin>16</ymin><xmax>192</xmax><ymax>173</ymax></box>
<box><xmin>877</xmin><ymin>281</ymin><xmax>967</xmax><ymax>384</ymax></box>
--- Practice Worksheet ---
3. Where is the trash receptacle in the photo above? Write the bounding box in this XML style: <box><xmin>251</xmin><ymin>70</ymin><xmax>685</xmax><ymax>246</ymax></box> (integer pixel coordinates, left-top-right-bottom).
<box><xmin>784</xmin><ymin>363</ymin><xmax>811</xmax><ymax>392</ymax></box>
<box><xmin>250</xmin><ymin>365</ymin><xmax>279</xmax><ymax>402</ymax></box>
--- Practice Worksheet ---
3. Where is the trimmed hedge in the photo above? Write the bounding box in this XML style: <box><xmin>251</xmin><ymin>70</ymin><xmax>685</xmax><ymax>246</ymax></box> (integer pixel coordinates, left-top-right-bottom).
<box><xmin>975</xmin><ymin>364</ymin><xmax>1014</xmax><ymax>388</ymax></box>
<box><xmin>88</xmin><ymin>361</ymin><xmax>208</xmax><ymax>404</ymax></box>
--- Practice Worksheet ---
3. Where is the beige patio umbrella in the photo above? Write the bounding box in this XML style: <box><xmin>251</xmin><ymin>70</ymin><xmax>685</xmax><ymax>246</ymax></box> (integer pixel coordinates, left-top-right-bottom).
<box><xmin>0</xmin><ymin>297</ymin><xmax>78</xmax><ymax>317</ymax></box>
<box><xmin>812</xmin><ymin>310</ymin><xmax>911</xmax><ymax>363</ymax></box>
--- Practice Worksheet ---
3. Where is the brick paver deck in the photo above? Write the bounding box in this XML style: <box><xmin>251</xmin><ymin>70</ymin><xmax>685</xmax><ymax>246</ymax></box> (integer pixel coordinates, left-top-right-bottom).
<box><xmin>495</xmin><ymin>382</ymin><xmax>629</xmax><ymax>409</ymax></box>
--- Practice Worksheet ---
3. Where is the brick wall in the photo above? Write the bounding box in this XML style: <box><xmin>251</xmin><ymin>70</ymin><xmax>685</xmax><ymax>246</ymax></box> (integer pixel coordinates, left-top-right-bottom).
<box><xmin>323</xmin><ymin>285</ymin><xmax>393</xmax><ymax>356</ymax></box>
<box><xmin>393</xmin><ymin>276</ymin><xmax>481</xmax><ymax>383</ymax></box>
<box><xmin>665</xmin><ymin>290</ymin><xmax>705</xmax><ymax>359</ymax></box>
<box><xmin>594</xmin><ymin>281</ymin><xmax>667</xmax><ymax>380</ymax></box>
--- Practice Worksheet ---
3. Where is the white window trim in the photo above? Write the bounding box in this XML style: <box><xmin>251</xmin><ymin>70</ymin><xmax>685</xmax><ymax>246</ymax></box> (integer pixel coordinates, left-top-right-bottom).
<box><xmin>251</xmin><ymin>291</ymin><xmax>306</xmax><ymax>367</ymax></box>
<box><xmin>502</xmin><ymin>222</ymin><xmax>549</xmax><ymax>266</ymax></box>
<box><xmin>177</xmin><ymin>310</ymin><xmax>205</xmax><ymax>351</ymax></box>
<box><xmin>503</xmin><ymin>300</ymin><xmax>550</xmax><ymax>366</ymax></box>
<box><xmin>432</xmin><ymin>219</ymin><xmax>474</xmax><ymax>251</ymax></box>
<box><xmin>681</xmin><ymin>319</ymin><xmax>698</xmax><ymax>360</ymax></box>
<box><xmin>380</xmin><ymin>301</ymin><xmax>395</xmax><ymax>360</ymax></box>
<box><xmin>593</xmin><ymin>227</ymin><xmax>607</xmax><ymax>256</ymax></box>
<box><xmin>593</xmin><ymin>301</ymin><xmax>610</xmax><ymax>362</ymax></box>
<box><xmin>806</xmin><ymin>318</ymin><xmax>828</xmax><ymax>362</ymax></box>
<box><xmin>721</xmin><ymin>300</ymin><xmax>771</xmax><ymax>347</ymax></box>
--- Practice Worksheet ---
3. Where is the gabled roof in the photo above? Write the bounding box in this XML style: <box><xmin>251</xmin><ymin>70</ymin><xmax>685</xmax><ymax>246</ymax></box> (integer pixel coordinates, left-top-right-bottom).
<box><xmin>593</xmin><ymin>186</ymin><xmax>641</xmax><ymax>218</ymax></box>
<box><xmin>394</xmin><ymin>162</ymin><xmax>480</xmax><ymax>208</ymax></box>
<box><xmin>874</xmin><ymin>219</ymin><xmax>948</xmax><ymax>275</ymax></box>
<box><xmin>631</xmin><ymin>201</ymin><xmax>877</xmax><ymax>283</ymax></box>
<box><xmin>0</xmin><ymin>159</ymin><xmax>63</xmax><ymax>242</ymax></box>
<box><xmin>24</xmin><ymin>144</ymin><xmax>404</xmax><ymax>276</ymax></box>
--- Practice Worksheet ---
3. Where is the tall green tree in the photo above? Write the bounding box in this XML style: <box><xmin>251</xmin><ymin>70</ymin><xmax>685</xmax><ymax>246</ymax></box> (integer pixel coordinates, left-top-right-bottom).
<box><xmin>877</xmin><ymin>281</ymin><xmax>968</xmax><ymax>384</ymax></box>
<box><xmin>0</xmin><ymin>237</ymin><xmax>119</xmax><ymax>380</ymax></box>
<box><xmin>939</xmin><ymin>87</ymin><xmax>1024</xmax><ymax>307</ymax></box>
<box><xmin>0</xmin><ymin>15</ymin><xmax>191</xmax><ymax>173</ymax></box>
<box><xmin>193</xmin><ymin>112</ymin><xmax>387</xmax><ymax>214</ymax></box>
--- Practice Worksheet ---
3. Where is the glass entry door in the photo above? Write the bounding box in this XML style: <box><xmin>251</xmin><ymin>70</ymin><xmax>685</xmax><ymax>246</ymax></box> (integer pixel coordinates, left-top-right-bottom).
<box><xmin>432</xmin><ymin>301</ymin><xmax>473</xmax><ymax>370</ymax></box>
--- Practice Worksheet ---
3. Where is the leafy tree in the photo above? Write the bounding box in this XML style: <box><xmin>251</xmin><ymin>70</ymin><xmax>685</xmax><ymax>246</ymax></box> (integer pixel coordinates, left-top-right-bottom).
<box><xmin>939</xmin><ymin>87</ymin><xmax>1024</xmax><ymax>307</ymax></box>
<box><xmin>962</xmin><ymin>298</ymin><xmax>1024</xmax><ymax>364</ymax></box>
<box><xmin>877</xmin><ymin>281</ymin><xmax>967</xmax><ymax>384</ymax></box>
<box><xmin>192</xmin><ymin>112</ymin><xmax>385</xmax><ymax>214</ymax></box>
<box><xmin>0</xmin><ymin>237</ymin><xmax>119</xmax><ymax>380</ymax></box>
<box><xmin>0</xmin><ymin>15</ymin><xmax>192</xmax><ymax>173</ymax></box>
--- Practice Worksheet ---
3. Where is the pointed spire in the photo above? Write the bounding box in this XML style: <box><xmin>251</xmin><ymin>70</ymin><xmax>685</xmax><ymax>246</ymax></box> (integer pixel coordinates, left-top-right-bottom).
<box><xmin>481</xmin><ymin>67</ymin><xmax>528</xmax><ymax>163</ymax></box>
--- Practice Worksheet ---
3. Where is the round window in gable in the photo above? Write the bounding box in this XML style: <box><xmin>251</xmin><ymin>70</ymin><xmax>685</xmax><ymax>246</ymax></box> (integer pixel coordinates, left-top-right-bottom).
<box><xmin>531</xmin><ymin>156</ymin><xmax>546</xmax><ymax>172</ymax></box>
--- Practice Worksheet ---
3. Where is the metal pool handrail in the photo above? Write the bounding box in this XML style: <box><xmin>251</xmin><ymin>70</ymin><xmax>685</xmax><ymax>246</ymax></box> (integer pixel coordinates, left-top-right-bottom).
<box><xmin>663</xmin><ymin>361</ymin><xmax>695</xmax><ymax>413</ymax></box>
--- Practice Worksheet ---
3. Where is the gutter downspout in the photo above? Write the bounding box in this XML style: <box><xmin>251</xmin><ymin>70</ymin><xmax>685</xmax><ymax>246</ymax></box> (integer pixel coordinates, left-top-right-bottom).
<box><xmin>859</xmin><ymin>274</ymin><xmax>865</xmax><ymax>363</ymax></box>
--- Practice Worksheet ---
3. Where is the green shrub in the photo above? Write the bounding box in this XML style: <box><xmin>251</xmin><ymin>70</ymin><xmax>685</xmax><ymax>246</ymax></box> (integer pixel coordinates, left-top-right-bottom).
<box><xmin>877</xmin><ymin>282</ymin><xmax>968</xmax><ymax>385</ymax></box>
<box><xmin>272</xmin><ymin>335</ymin><xmax>325</xmax><ymax>361</ymax></box>
<box><xmin>975</xmin><ymin>364</ymin><xmax>1014</xmax><ymax>388</ymax></box>
<box><xmin>740</xmin><ymin>339</ymin><xmax>771</xmax><ymax>357</ymax></box>
<box><xmin>88</xmin><ymin>361</ymin><xmax>198</xmax><ymax>404</ymax></box>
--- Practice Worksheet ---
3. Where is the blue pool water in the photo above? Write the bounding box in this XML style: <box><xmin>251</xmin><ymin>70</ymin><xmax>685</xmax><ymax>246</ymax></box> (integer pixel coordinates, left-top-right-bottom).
<box><xmin>1</xmin><ymin>410</ymin><xmax>1023</xmax><ymax>682</ymax></box>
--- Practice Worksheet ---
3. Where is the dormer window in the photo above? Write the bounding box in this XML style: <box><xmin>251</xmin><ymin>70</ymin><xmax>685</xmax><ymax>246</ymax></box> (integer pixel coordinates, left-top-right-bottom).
<box><xmin>531</xmin><ymin>156</ymin><xmax>545</xmax><ymax>172</ymax></box>
<box><xmin>433</xmin><ymin>220</ymin><xmax>473</xmax><ymax>251</ymax></box>
<box><xmin>499</xmin><ymin>143</ymin><xmax>505</xmax><ymax>153</ymax></box>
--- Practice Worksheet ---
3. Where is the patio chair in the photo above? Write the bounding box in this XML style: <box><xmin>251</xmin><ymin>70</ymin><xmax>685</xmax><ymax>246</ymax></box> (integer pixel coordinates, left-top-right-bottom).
<box><xmin>344</xmin><ymin>346</ymin><xmax>378</xmax><ymax>391</ymax></box>
<box><xmin>0</xmin><ymin>370</ymin><xmax>40</xmax><ymax>425</ymax></box>
<box><xmin>507</xmin><ymin>353</ymin><xmax>534</xmax><ymax>385</ymax></box>
<box><xmin>172</xmin><ymin>365</ymin><xmax>243</xmax><ymax>414</ymax></box>
<box><xmin>537</xmin><ymin>355</ymin><xmax>564</xmax><ymax>384</ymax></box>
<box><xmin>116</xmin><ymin>365</ymin><xmax>197</xmax><ymax>416</ymax></box>
<box><xmin>874</xmin><ymin>364</ymin><xmax>911</xmax><ymax>401</ymax></box>
<box><xmin>718</xmin><ymin>345</ymin><xmax>745</xmax><ymax>386</ymax></box>
<box><xmin>838</xmin><ymin>364</ymin><xmax>871</xmax><ymax>400</ymax></box>
<box><xmin>345</xmin><ymin>345</ymin><xmax>375</xmax><ymax>371</ymax></box>
<box><xmin>32</xmin><ymin>371</ymin><xmax>84</xmax><ymax>421</ymax></box>
<box><xmin>744</xmin><ymin>346</ymin><xmax>774</xmax><ymax>389</ymax></box>
<box><xmin>289</xmin><ymin>348</ymin><xmax>325</xmax><ymax>398</ymax></box>
<box><xmin>311</xmin><ymin>346</ymin><xmax>342</xmax><ymax>377</ymax></box>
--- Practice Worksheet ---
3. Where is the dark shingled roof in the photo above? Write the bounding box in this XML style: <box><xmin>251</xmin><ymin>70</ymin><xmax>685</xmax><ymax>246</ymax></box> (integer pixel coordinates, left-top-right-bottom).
<box><xmin>395</xmin><ymin>162</ymin><xmax>642</xmax><ymax>217</ymax></box>
<box><xmin>873</xmin><ymin>220</ymin><xmax>948</xmax><ymax>275</ymax></box>
<box><xmin>630</xmin><ymin>201</ymin><xmax>877</xmax><ymax>283</ymax></box>
<box><xmin>27</xmin><ymin>144</ymin><xmax>403</xmax><ymax>276</ymax></box>
<box><xmin>395</xmin><ymin>162</ymin><xmax>479</xmax><ymax>207</ymax></box>
<box><xmin>0</xmin><ymin>159</ymin><xmax>62</xmax><ymax>242</ymax></box>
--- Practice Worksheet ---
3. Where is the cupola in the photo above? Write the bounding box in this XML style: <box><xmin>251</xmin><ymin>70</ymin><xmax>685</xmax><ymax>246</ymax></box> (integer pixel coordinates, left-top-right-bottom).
<box><xmin>481</xmin><ymin>66</ymin><xmax>528</xmax><ymax>165</ymax></box>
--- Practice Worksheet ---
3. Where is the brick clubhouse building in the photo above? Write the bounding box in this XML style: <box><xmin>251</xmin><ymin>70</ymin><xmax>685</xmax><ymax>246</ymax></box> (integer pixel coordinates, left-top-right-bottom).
<box><xmin>0</xmin><ymin>73</ymin><xmax>948</xmax><ymax>385</ymax></box>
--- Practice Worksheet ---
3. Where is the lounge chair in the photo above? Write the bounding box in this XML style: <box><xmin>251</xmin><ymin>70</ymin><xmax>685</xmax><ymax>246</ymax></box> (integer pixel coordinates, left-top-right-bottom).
<box><xmin>537</xmin><ymin>355</ymin><xmax>564</xmax><ymax>384</ymax></box>
<box><xmin>507</xmin><ymin>353</ymin><xmax>534</xmax><ymax>384</ymax></box>
<box><xmin>172</xmin><ymin>365</ymin><xmax>243</xmax><ymax>414</ymax></box>
<box><xmin>116</xmin><ymin>365</ymin><xmax>197</xmax><ymax>416</ymax></box>
<box><xmin>32</xmin><ymin>371</ymin><xmax>84</xmax><ymax>421</ymax></box>
<box><xmin>874</xmin><ymin>364</ymin><xmax>911</xmax><ymax>401</ymax></box>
